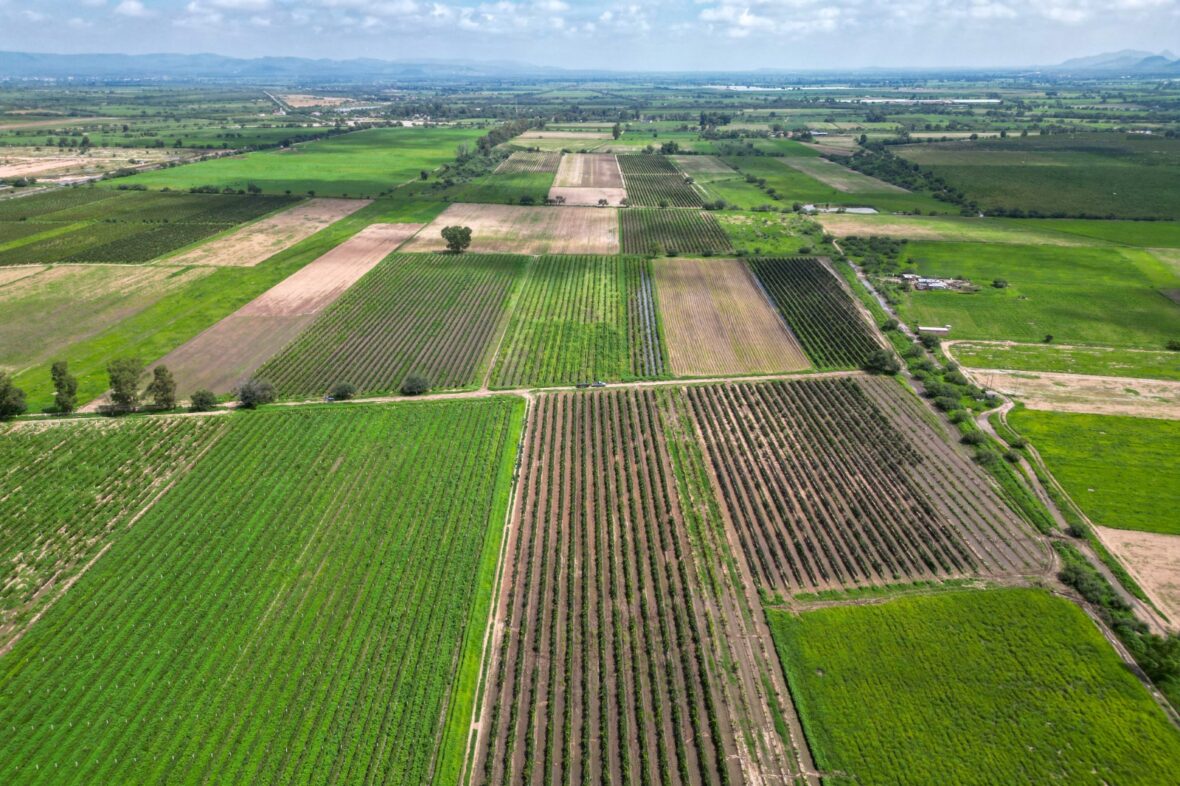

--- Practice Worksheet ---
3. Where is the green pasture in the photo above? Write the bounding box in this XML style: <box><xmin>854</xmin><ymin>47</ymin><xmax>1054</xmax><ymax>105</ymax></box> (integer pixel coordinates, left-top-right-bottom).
<box><xmin>951</xmin><ymin>341</ymin><xmax>1180</xmax><ymax>380</ymax></box>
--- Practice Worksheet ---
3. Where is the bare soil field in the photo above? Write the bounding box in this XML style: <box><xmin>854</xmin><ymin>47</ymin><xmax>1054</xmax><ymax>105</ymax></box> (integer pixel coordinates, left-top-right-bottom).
<box><xmin>162</xmin><ymin>198</ymin><xmax>369</xmax><ymax>267</ymax></box>
<box><xmin>781</xmin><ymin>156</ymin><xmax>907</xmax><ymax>193</ymax></box>
<box><xmin>0</xmin><ymin>265</ymin><xmax>44</xmax><ymax>287</ymax></box>
<box><xmin>1096</xmin><ymin>526</ymin><xmax>1180</xmax><ymax>629</ymax></box>
<box><xmin>402</xmin><ymin>202</ymin><xmax>619</xmax><ymax>255</ymax></box>
<box><xmin>654</xmin><ymin>257</ymin><xmax>809</xmax><ymax>376</ymax></box>
<box><xmin>553</xmin><ymin>153</ymin><xmax>623</xmax><ymax>188</ymax></box>
<box><xmin>0</xmin><ymin>147</ymin><xmax>185</xmax><ymax>181</ymax></box>
<box><xmin>279</xmin><ymin>93</ymin><xmax>351</xmax><ymax>108</ymax></box>
<box><xmin>670</xmin><ymin>155</ymin><xmax>735</xmax><ymax>175</ymax></box>
<box><xmin>546</xmin><ymin>186</ymin><xmax>627</xmax><ymax>206</ymax></box>
<box><xmin>969</xmin><ymin>368</ymin><xmax>1180</xmax><ymax>419</ymax></box>
<box><xmin>150</xmin><ymin>223</ymin><xmax>417</xmax><ymax>394</ymax></box>
<box><xmin>815</xmin><ymin>213</ymin><xmax>1094</xmax><ymax>245</ymax></box>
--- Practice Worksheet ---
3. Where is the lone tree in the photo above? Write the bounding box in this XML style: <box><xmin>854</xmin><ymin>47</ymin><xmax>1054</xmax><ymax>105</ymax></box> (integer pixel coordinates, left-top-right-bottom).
<box><xmin>189</xmin><ymin>389</ymin><xmax>218</xmax><ymax>412</ymax></box>
<box><xmin>106</xmin><ymin>358</ymin><xmax>145</xmax><ymax>414</ymax></box>
<box><xmin>400</xmin><ymin>375</ymin><xmax>430</xmax><ymax>396</ymax></box>
<box><xmin>612</xmin><ymin>122</ymin><xmax>622</xmax><ymax>140</ymax></box>
<box><xmin>236</xmin><ymin>378</ymin><xmax>276</xmax><ymax>409</ymax></box>
<box><xmin>145</xmin><ymin>365</ymin><xmax>177</xmax><ymax>410</ymax></box>
<box><xmin>441</xmin><ymin>225</ymin><xmax>472</xmax><ymax>253</ymax></box>
<box><xmin>329</xmin><ymin>381</ymin><xmax>357</xmax><ymax>401</ymax></box>
<box><xmin>0</xmin><ymin>372</ymin><xmax>27</xmax><ymax>420</ymax></box>
<box><xmin>51</xmin><ymin>360</ymin><xmax>77</xmax><ymax>413</ymax></box>
<box><xmin>863</xmin><ymin>349</ymin><xmax>901</xmax><ymax>376</ymax></box>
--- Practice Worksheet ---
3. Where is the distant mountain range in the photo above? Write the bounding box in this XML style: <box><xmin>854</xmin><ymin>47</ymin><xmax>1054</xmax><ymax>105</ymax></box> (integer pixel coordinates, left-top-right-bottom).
<box><xmin>1051</xmin><ymin>50</ymin><xmax>1180</xmax><ymax>74</ymax></box>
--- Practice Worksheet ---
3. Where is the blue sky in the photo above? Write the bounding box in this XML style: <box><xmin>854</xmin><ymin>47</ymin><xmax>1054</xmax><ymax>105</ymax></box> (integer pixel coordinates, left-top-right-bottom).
<box><xmin>1</xmin><ymin>0</ymin><xmax>1177</xmax><ymax>70</ymax></box>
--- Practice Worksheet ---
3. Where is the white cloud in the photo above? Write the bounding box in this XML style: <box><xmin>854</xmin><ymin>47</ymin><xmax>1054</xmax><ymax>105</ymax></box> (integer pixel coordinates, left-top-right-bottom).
<box><xmin>208</xmin><ymin>0</ymin><xmax>272</xmax><ymax>10</ymax></box>
<box><xmin>114</xmin><ymin>0</ymin><xmax>151</xmax><ymax>17</ymax></box>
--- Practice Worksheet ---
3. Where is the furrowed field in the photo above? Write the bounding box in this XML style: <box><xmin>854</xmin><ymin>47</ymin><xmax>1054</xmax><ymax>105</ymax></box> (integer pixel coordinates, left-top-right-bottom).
<box><xmin>748</xmin><ymin>257</ymin><xmax>881</xmax><ymax>369</ymax></box>
<box><xmin>490</xmin><ymin>255</ymin><xmax>665</xmax><ymax>386</ymax></box>
<box><xmin>620</xmin><ymin>209</ymin><xmax>732</xmax><ymax>256</ymax></box>
<box><xmin>618</xmin><ymin>155</ymin><xmax>703</xmax><ymax>207</ymax></box>
<box><xmin>259</xmin><ymin>253</ymin><xmax>525</xmax><ymax>397</ymax></box>
<box><xmin>769</xmin><ymin>589</ymin><xmax>1180</xmax><ymax>785</ymax></box>
<box><xmin>0</xmin><ymin>398</ymin><xmax>523</xmax><ymax>786</ymax></box>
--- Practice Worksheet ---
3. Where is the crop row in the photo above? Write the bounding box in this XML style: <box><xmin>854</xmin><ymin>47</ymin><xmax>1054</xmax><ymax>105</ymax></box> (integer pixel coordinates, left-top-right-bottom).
<box><xmin>260</xmin><ymin>253</ymin><xmax>525</xmax><ymax>396</ymax></box>
<box><xmin>626</xmin><ymin>261</ymin><xmax>665</xmax><ymax>377</ymax></box>
<box><xmin>0</xmin><ymin>400</ymin><xmax>521</xmax><ymax>786</ymax></box>
<box><xmin>621</xmin><ymin>209</ymin><xmax>733</xmax><ymax>256</ymax></box>
<box><xmin>617</xmin><ymin>155</ymin><xmax>680</xmax><ymax>176</ymax></box>
<box><xmin>496</xmin><ymin>151</ymin><xmax>562</xmax><ymax>174</ymax></box>
<box><xmin>747</xmin><ymin>256</ymin><xmax>881</xmax><ymax>369</ymax></box>
<box><xmin>622</xmin><ymin>176</ymin><xmax>704</xmax><ymax>207</ymax></box>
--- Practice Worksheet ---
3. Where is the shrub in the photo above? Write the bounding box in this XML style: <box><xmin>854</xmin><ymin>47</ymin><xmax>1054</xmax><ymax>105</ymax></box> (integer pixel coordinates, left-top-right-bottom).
<box><xmin>400</xmin><ymin>375</ymin><xmax>430</xmax><ymax>396</ymax></box>
<box><xmin>236</xmin><ymin>378</ymin><xmax>276</xmax><ymax>409</ymax></box>
<box><xmin>1167</xmin><ymin>339</ymin><xmax>1180</xmax><ymax>351</ymax></box>
<box><xmin>0</xmin><ymin>372</ymin><xmax>27</xmax><ymax>420</ymax></box>
<box><xmin>960</xmin><ymin>431</ymin><xmax>986</xmax><ymax>446</ymax></box>
<box><xmin>862</xmin><ymin>349</ymin><xmax>900</xmax><ymax>375</ymax></box>
<box><xmin>329</xmin><ymin>382</ymin><xmax>357</xmax><ymax>401</ymax></box>
<box><xmin>189</xmin><ymin>389</ymin><xmax>219</xmax><ymax>412</ymax></box>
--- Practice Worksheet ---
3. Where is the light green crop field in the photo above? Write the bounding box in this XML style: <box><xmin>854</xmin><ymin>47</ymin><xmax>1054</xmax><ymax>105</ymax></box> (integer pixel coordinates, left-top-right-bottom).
<box><xmin>1009</xmin><ymin>410</ymin><xmax>1180</xmax><ymax>535</ymax></box>
<box><xmin>113</xmin><ymin>126</ymin><xmax>487</xmax><ymax>197</ymax></box>
<box><xmin>441</xmin><ymin>169</ymin><xmax>555</xmax><ymax>205</ymax></box>
<box><xmin>898</xmin><ymin>242</ymin><xmax>1180</xmax><ymax>348</ymax></box>
<box><xmin>951</xmin><ymin>341</ymin><xmax>1180</xmax><ymax>380</ymax></box>
<box><xmin>818</xmin><ymin>212</ymin><xmax>1180</xmax><ymax>247</ymax></box>
<box><xmin>0</xmin><ymin>398</ymin><xmax>524</xmax><ymax>786</ymax></box>
<box><xmin>769</xmin><ymin>589</ymin><xmax>1180</xmax><ymax>785</ymax></box>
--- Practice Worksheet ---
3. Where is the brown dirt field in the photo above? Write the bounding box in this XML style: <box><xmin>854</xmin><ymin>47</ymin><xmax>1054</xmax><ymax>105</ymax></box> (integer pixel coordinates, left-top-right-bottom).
<box><xmin>670</xmin><ymin>155</ymin><xmax>735</xmax><ymax>175</ymax></box>
<box><xmin>0</xmin><ymin>266</ymin><xmax>44</xmax><ymax>287</ymax></box>
<box><xmin>280</xmin><ymin>94</ymin><xmax>351</xmax><ymax>108</ymax></box>
<box><xmin>546</xmin><ymin>186</ymin><xmax>627</xmax><ymax>206</ymax></box>
<box><xmin>969</xmin><ymin>369</ymin><xmax>1180</xmax><ymax>420</ymax></box>
<box><xmin>152</xmin><ymin>223</ymin><xmax>416</xmax><ymax>393</ymax></box>
<box><xmin>553</xmin><ymin>153</ymin><xmax>623</xmax><ymax>188</ymax></box>
<box><xmin>780</xmin><ymin>156</ymin><xmax>908</xmax><ymax>193</ymax></box>
<box><xmin>0</xmin><ymin>147</ymin><xmax>182</xmax><ymax>180</ymax></box>
<box><xmin>401</xmin><ymin>202</ymin><xmax>619</xmax><ymax>255</ymax></box>
<box><xmin>654</xmin><ymin>257</ymin><xmax>809</xmax><ymax>376</ymax></box>
<box><xmin>1096</xmin><ymin>526</ymin><xmax>1180</xmax><ymax>630</ymax></box>
<box><xmin>162</xmin><ymin>198</ymin><xmax>370</xmax><ymax>267</ymax></box>
<box><xmin>517</xmin><ymin>130</ymin><xmax>610</xmax><ymax>141</ymax></box>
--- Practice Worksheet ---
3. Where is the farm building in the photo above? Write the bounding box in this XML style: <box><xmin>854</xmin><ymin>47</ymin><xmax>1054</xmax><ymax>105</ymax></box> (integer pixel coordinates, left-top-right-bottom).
<box><xmin>918</xmin><ymin>325</ymin><xmax>952</xmax><ymax>335</ymax></box>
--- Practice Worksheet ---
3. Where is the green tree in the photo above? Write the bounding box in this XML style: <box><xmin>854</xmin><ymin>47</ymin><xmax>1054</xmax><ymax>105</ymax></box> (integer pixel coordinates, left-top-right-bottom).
<box><xmin>0</xmin><ymin>372</ymin><xmax>27</xmax><ymax>420</ymax></box>
<box><xmin>862</xmin><ymin>349</ymin><xmax>901</xmax><ymax>375</ymax></box>
<box><xmin>106</xmin><ymin>358</ymin><xmax>145</xmax><ymax>414</ymax></box>
<box><xmin>400</xmin><ymin>375</ymin><xmax>430</xmax><ymax>396</ymax></box>
<box><xmin>611</xmin><ymin>122</ymin><xmax>621</xmax><ymax>140</ymax></box>
<box><xmin>329</xmin><ymin>381</ymin><xmax>357</xmax><ymax>401</ymax></box>
<box><xmin>236</xmin><ymin>378</ymin><xmax>276</xmax><ymax>409</ymax></box>
<box><xmin>441</xmin><ymin>225</ymin><xmax>472</xmax><ymax>253</ymax></box>
<box><xmin>51</xmin><ymin>360</ymin><xmax>77</xmax><ymax>413</ymax></box>
<box><xmin>145</xmin><ymin>365</ymin><xmax>177</xmax><ymax>410</ymax></box>
<box><xmin>189</xmin><ymin>389</ymin><xmax>218</xmax><ymax>412</ymax></box>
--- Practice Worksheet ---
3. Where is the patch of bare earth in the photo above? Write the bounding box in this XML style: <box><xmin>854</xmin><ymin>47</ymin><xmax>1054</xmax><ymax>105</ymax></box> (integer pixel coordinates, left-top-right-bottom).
<box><xmin>654</xmin><ymin>257</ymin><xmax>809</xmax><ymax>376</ymax></box>
<box><xmin>0</xmin><ymin>265</ymin><xmax>45</xmax><ymax>287</ymax></box>
<box><xmin>780</xmin><ymin>156</ymin><xmax>907</xmax><ymax>193</ymax></box>
<box><xmin>163</xmin><ymin>198</ymin><xmax>369</xmax><ymax>267</ymax></box>
<box><xmin>1096</xmin><ymin>526</ymin><xmax>1180</xmax><ymax>630</ymax></box>
<box><xmin>547</xmin><ymin>186</ymin><xmax>627</xmax><ymax>206</ymax></box>
<box><xmin>553</xmin><ymin>153</ymin><xmax>624</xmax><ymax>188</ymax></box>
<box><xmin>402</xmin><ymin>202</ymin><xmax>619</xmax><ymax>255</ymax></box>
<box><xmin>280</xmin><ymin>94</ymin><xmax>351</xmax><ymax>108</ymax></box>
<box><xmin>146</xmin><ymin>223</ymin><xmax>420</xmax><ymax>394</ymax></box>
<box><xmin>815</xmin><ymin>213</ymin><xmax>1092</xmax><ymax>245</ymax></box>
<box><xmin>969</xmin><ymin>369</ymin><xmax>1180</xmax><ymax>420</ymax></box>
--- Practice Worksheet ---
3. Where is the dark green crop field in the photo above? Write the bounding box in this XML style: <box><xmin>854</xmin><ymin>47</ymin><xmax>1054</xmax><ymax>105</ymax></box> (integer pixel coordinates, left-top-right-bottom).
<box><xmin>769</xmin><ymin>589</ymin><xmax>1180</xmax><ymax>785</ymax></box>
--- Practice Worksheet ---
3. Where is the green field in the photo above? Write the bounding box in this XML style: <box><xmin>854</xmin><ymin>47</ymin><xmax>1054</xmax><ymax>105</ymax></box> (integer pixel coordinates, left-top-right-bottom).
<box><xmin>1009</xmin><ymin>410</ymin><xmax>1180</xmax><ymax>535</ymax></box>
<box><xmin>0</xmin><ymin>398</ymin><xmax>523</xmax><ymax>786</ymax></box>
<box><xmin>951</xmin><ymin>341</ymin><xmax>1180</xmax><ymax>380</ymax></box>
<box><xmin>441</xmin><ymin>169</ymin><xmax>555</xmax><ymax>205</ymax></box>
<box><xmin>898</xmin><ymin>242</ymin><xmax>1180</xmax><ymax>348</ymax></box>
<box><xmin>818</xmin><ymin>212</ymin><xmax>1180</xmax><ymax>247</ymax></box>
<box><xmin>769</xmin><ymin>589</ymin><xmax>1180</xmax><ymax>785</ymax></box>
<box><xmin>113</xmin><ymin>126</ymin><xmax>487</xmax><ymax>197</ymax></box>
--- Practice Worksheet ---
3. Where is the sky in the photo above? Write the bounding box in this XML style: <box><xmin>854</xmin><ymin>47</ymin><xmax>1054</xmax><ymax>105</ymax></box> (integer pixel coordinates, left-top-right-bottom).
<box><xmin>1</xmin><ymin>0</ymin><xmax>1178</xmax><ymax>71</ymax></box>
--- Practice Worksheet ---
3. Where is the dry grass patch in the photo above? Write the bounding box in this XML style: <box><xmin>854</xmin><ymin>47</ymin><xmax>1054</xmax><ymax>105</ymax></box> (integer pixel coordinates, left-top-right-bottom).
<box><xmin>163</xmin><ymin>198</ymin><xmax>369</xmax><ymax>267</ymax></box>
<box><xmin>402</xmin><ymin>202</ymin><xmax>619</xmax><ymax>255</ymax></box>
<box><xmin>152</xmin><ymin>223</ymin><xmax>418</xmax><ymax>394</ymax></box>
<box><xmin>781</xmin><ymin>156</ymin><xmax>908</xmax><ymax>193</ymax></box>
<box><xmin>970</xmin><ymin>369</ymin><xmax>1180</xmax><ymax>419</ymax></box>
<box><xmin>655</xmin><ymin>257</ymin><xmax>809</xmax><ymax>376</ymax></box>
<box><xmin>553</xmin><ymin>153</ymin><xmax>623</xmax><ymax>188</ymax></box>
<box><xmin>1096</xmin><ymin>526</ymin><xmax>1180</xmax><ymax>630</ymax></box>
<box><xmin>516</xmin><ymin>130</ymin><xmax>610</xmax><ymax>141</ymax></box>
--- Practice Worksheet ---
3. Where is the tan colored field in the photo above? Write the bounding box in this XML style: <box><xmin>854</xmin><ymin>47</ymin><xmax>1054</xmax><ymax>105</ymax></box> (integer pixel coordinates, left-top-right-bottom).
<box><xmin>0</xmin><ymin>117</ymin><xmax>110</xmax><ymax>131</ymax></box>
<box><xmin>163</xmin><ymin>198</ymin><xmax>369</xmax><ymax>267</ymax></box>
<box><xmin>517</xmin><ymin>130</ymin><xmax>610</xmax><ymax>141</ymax></box>
<box><xmin>546</xmin><ymin>186</ymin><xmax>627</xmax><ymax>206</ymax></box>
<box><xmin>0</xmin><ymin>147</ymin><xmax>187</xmax><ymax>180</ymax></box>
<box><xmin>553</xmin><ymin>153</ymin><xmax>623</xmax><ymax>188</ymax></box>
<box><xmin>402</xmin><ymin>202</ymin><xmax>619</xmax><ymax>255</ymax></box>
<box><xmin>816</xmin><ymin>213</ymin><xmax>1095</xmax><ymax>245</ymax></box>
<box><xmin>150</xmin><ymin>223</ymin><xmax>418</xmax><ymax>394</ymax></box>
<box><xmin>1096</xmin><ymin>526</ymin><xmax>1180</xmax><ymax>630</ymax></box>
<box><xmin>670</xmin><ymin>155</ymin><xmax>735</xmax><ymax>175</ymax></box>
<box><xmin>801</xmin><ymin>138</ymin><xmax>857</xmax><ymax>156</ymax></box>
<box><xmin>0</xmin><ymin>266</ymin><xmax>44</xmax><ymax>287</ymax></box>
<box><xmin>781</xmin><ymin>156</ymin><xmax>908</xmax><ymax>193</ymax></box>
<box><xmin>971</xmin><ymin>369</ymin><xmax>1180</xmax><ymax>419</ymax></box>
<box><xmin>654</xmin><ymin>257</ymin><xmax>809</xmax><ymax>376</ymax></box>
<box><xmin>280</xmin><ymin>94</ymin><xmax>351</xmax><ymax>108</ymax></box>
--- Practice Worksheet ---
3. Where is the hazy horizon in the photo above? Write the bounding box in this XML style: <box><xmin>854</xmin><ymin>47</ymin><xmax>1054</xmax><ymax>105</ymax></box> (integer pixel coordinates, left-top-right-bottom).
<box><xmin>1</xmin><ymin>0</ymin><xmax>1177</xmax><ymax>72</ymax></box>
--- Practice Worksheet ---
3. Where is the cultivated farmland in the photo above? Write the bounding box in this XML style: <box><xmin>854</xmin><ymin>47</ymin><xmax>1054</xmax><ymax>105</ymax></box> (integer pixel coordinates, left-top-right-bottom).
<box><xmin>685</xmin><ymin>377</ymin><xmax>1047</xmax><ymax>593</ymax></box>
<box><xmin>748</xmin><ymin>256</ymin><xmax>881</xmax><ymax>369</ymax></box>
<box><xmin>654</xmin><ymin>257</ymin><xmax>809</xmax><ymax>376</ymax></box>
<box><xmin>0</xmin><ymin>399</ymin><xmax>523</xmax><ymax>786</ymax></box>
<box><xmin>260</xmin><ymin>253</ymin><xmax>525</xmax><ymax>396</ymax></box>
<box><xmin>769</xmin><ymin>589</ymin><xmax>1180</xmax><ymax>785</ymax></box>
<box><xmin>495</xmin><ymin>150</ymin><xmax>561</xmax><ymax>174</ymax></box>
<box><xmin>402</xmin><ymin>202</ymin><xmax>620</xmax><ymax>255</ymax></box>
<box><xmin>490</xmin><ymin>255</ymin><xmax>664</xmax><ymax>387</ymax></box>
<box><xmin>618</xmin><ymin>154</ymin><xmax>703</xmax><ymax>207</ymax></box>
<box><xmin>548</xmin><ymin>154</ymin><xmax>627</xmax><ymax>206</ymax></box>
<box><xmin>621</xmin><ymin>208</ymin><xmax>732</xmax><ymax>256</ymax></box>
<box><xmin>474</xmin><ymin>389</ymin><xmax>814</xmax><ymax>786</ymax></box>
<box><xmin>151</xmin><ymin>223</ymin><xmax>423</xmax><ymax>395</ymax></box>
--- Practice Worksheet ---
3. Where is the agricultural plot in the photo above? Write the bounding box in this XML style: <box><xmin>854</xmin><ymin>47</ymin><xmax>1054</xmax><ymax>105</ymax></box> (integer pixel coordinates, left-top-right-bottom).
<box><xmin>618</xmin><ymin>154</ymin><xmax>703</xmax><ymax>207</ymax></box>
<box><xmin>1094</xmin><ymin>527</ymin><xmax>1180</xmax><ymax>628</ymax></box>
<box><xmin>495</xmin><ymin>150</ymin><xmax>561</xmax><ymax>174</ymax></box>
<box><xmin>748</xmin><ymin>256</ymin><xmax>881</xmax><ymax>369</ymax></box>
<box><xmin>779</xmin><ymin>155</ymin><xmax>907</xmax><ymax>193</ymax></box>
<box><xmin>768</xmin><ymin>589</ymin><xmax>1180</xmax><ymax>785</ymax></box>
<box><xmin>162</xmin><ymin>198</ymin><xmax>368</xmax><ymax>267</ymax></box>
<box><xmin>549</xmin><ymin>153</ymin><xmax>627</xmax><ymax>206</ymax></box>
<box><xmin>0</xmin><ymin>399</ymin><xmax>523</xmax><ymax>786</ymax></box>
<box><xmin>654</xmin><ymin>257</ymin><xmax>808</xmax><ymax>376</ymax></box>
<box><xmin>402</xmin><ymin>202</ymin><xmax>619</xmax><ymax>255</ymax></box>
<box><xmin>899</xmin><ymin>242</ymin><xmax>1180</xmax><ymax>349</ymax></box>
<box><xmin>685</xmin><ymin>377</ymin><xmax>1047</xmax><ymax>593</ymax></box>
<box><xmin>474</xmin><ymin>389</ymin><xmax>813</xmax><ymax>786</ymax></box>
<box><xmin>1009</xmin><ymin>410</ymin><xmax>1180</xmax><ymax>536</ymax></box>
<box><xmin>490</xmin><ymin>255</ymin><xmax>664</xmax><ymax>387</ymax></box>
<box><xmin>0</xmin><ymin>416</ymin><xmax>229</xmax><ymax>653</ymax></box>
<box><xmin>967</xmin><ymin>369</ymin><xmax>1180</xmax><ymax>419</ymax></box>
<box><xmin>259</xmin><ymin>253</ymin><xmax>524</xmax><ymax>397</ymax></box>
<box><xmin>151</xmin><ymin>223</ymin><xmax>423</xmax><ymax>395</ymax></box>
<box><xmin>620</xmin><ymin>208</ymin><xmax>732</xmax><ymax>256</ymax></box>
<box><xmin>446</xmin><ymin>170</ymin><xmax>556</xmax><ymax>205</ymax></box>
<box><xmin>669</xmin><ymin>155</ymin><xmax>734</xmax><ymax>176</ymax></box>
<box><xmin>949</xmin><ymin>341</ymin><xmax>1180</xmax><ymax>381</ymax></box>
